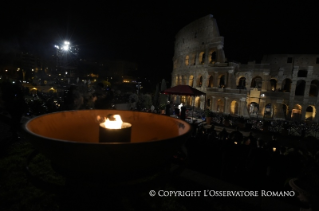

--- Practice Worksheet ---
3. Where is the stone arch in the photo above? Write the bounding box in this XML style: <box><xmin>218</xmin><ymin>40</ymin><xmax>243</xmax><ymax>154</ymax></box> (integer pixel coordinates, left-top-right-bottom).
<box><xmin>291</xmin><ymin>104</ymin><xmax>302</xmax><ymax>121</ymax></box>
<box><xmin>219</xmin><ymin>74</ymin><xmax>226</xmax><ymax>88</ymax></box>
<box><xmin>295</xmin><ymin>80</ymin><xmax>306</xmax><ymax>96</ymax></box>
<box><xmin>281</xmin><ymin>78</ymin><xmax>292</xmax><ymax>92</ymax></box>
<box><xmin>237</xmin><ymin>76</ymin><xmax>246</xmax><ymax>89</ymax></box>
<box><xmin>251</xmin><ymin>76</ymin><xmax>262</xmax><ymax>88</ymax></box>
<box><xmin>309</xmin><ymin>80</ymin><xmax>319</xmax><ymax>97</ymax></box>
<box><xmin>199</xmin><ymin>52</ymin><xmax>205</xmax><ymax>64</ymax></box>
<box><xmin>270</xmin><ymin>78</ymin><xmax>277</xmax><ymax>91</ymax></box>
<box><xmin>249</xmin><ymin>102</ymin><xmax>259</xmax><ymax>115</ymax></box>
<box><xmin>305</xmin><ymin>105</ymin><xmax>316</xmax><ymax>121</ymax></box>
<box><xmin>209</xmin><ymin>50</ymin><xmax>217</xmax><ymax>64</ymax></box>
<box><xmin>217</xmin><ymin>98</ymin><xmax>224</xmax><ymax>112</ymax></box>
<box><xmin>207</xmin><ymin>75</ymin><xmax>213</xmax><ymax>87</ymax></box>
<box><xmin>30</xmin><ymin>87</ymin><xmax>38</xmax><ymax>95</ymax></box>
<box><xmin>264</xmin><ymin>103</ymin><xmax>273</xmax><ymax>118</ymax></box>
<box><xmin>196</xmin><ymin>75</ymin><xmax>203</xmax><ymax>87</ymax></box>
<box><xmin>230</xmin><ymin>100</ymin><xmax>238</xmax><ymax>115</ymax></box>
<box><xmin>189</xmin><ymin>75</ymin><xmax>194</xmax><ymax>87</ymax></box>
<box><xmin>185</xmin><ymin>55</ymin><xmax>189</xmax><ymax>66</ymax></box>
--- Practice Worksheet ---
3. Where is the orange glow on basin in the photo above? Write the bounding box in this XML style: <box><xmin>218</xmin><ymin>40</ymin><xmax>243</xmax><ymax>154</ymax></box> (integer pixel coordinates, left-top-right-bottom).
<box><xmin>24</xmin><ymin>110</ymin><xmax>191</xmax><ymax>179</ymax></box>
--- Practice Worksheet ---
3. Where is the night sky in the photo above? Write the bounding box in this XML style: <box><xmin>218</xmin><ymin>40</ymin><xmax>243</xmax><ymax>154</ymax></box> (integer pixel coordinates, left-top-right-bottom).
<box><xmin>1</xmin><ymin>1</ymin><xmax>319</xmax><ymax>82</ymax></box>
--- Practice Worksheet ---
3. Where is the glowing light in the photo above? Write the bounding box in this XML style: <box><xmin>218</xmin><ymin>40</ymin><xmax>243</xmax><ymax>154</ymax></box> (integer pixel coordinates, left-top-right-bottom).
<box><xmin>99</xmin><ymin>115</ymin><xmax>123</xmax><ymax>129</ymax></box>
<box><xmin>5</xmin><ymin>70</ymin><xmax>8</xmax><ymax>72</ymax></box>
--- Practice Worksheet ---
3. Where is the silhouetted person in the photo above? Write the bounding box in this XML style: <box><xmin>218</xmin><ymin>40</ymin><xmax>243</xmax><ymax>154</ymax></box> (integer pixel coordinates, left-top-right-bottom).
<box><xmin>165</xmin><ymin>103</ymin><xmax>171</xmax><ymax>116</ymax></box>
<box><xmin>180</xmin><ymin>106</ymin><xmax>186</xmax><ymax>120</ymax></box>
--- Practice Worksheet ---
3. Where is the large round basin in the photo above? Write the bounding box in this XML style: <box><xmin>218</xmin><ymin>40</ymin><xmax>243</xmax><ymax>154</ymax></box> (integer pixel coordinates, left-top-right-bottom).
<box><xmin>24</xmin><ymin>110</ymin><xmax>191</xmax><ymax>179</ymax></box>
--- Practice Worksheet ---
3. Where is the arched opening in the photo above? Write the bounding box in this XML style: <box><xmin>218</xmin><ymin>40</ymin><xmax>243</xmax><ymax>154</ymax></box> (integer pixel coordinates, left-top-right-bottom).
<box><xmin>305</xmin><ymin>105</ymin><xmax>316</xmax><ymax>121</ymax></box>
<box><xmin>230</xmin><ymin>101</ymin><xmax>238</xmax><ymax>115</ymax></box>
<box><xmin>197</xmin><ymin>75</ymin><xmax>202</xmax><ymax>87</ymax></box>
<box><xmin>185</xmin><ymin>55</ymin><xmax>189</xmax><ymax>66</ymax></box>
<box><xmin>251</xmin><ymin>76</ymin><xmax>262</xmax><ymax>88</ymax></box>
<box><xmin>207</xmin><ymin>75</ymin><xmax>213</xmax><ymax>87</ymax></box>
<box><xmin>219</xmin><ymin>75</ymin><xmax>225</xmax><ymax>88</ymax></box>
<box><xmin>282</xmin><ymin>78</ymin><xmax>292</xmax><ymax>92</ymax></box>
<box><xmin>195</xmin><ymin>96</ymin><xmax>200</xmax><ymax>108</ymax></box>
<box><xmin>270</xmin><ymin>79</ymin><xmax>277</xmax><ymax>91</ymax></box>
<box><xmin>199</xmin><ymin>52</ymin><xmax>205</xmax><ymax>64</ymax></box>
<box><xmin>309</xmin><ymin>80</ymin><xmax>319</xmax><ymax>97</ymax></box>
<box><xmin>298</xmin><ymin>69</ymin><xmax>307</xmax><ymax>77</ymax></box>
<box><xmin>189</xmin><ymin>75</ymin><xmax>194</xmax><ymax>87</ymax></box>
<box><xmin>192</xmin><ymin>54</ymin><xmax>196</xmax><ymax>65</ymax></box>
<box><xmin>291</xmin><ymin>104</ymin><xmax>302</xmax><ymax>121</ymax></box>
<box><xmin>295</xmin><ymin>80</ymin><xmax>306</xmax><ymax>96</ymax></box>
<box><xmin>187</xmin><ymin>96</ymin><xmax>193</xmax><ymax>106</ymax></box>
<box><xmin>249</xmin><ymin>102</ymin><xmax>259</xmax><ymax>115</ymax></box>
<box><xmin>210</xmin><ymin>51</ymin><xmax>217</xmax><ymax>64</ymax></box>
<box><xmin>237</xmin><ymin>77</ymin><xmax>246</xmax><ymax>89</ymax></box>
<box><xmin>181</xmin><ymin>95</ymin><xmax>186</xmax><ymax>104</ymax></box>
<box><xmin>264</xmin><ymin>103</ymin><xmax>273</xmax><ymax>118</ymax></box>
<box><xmin>217</xmin><ymin>99</ymin><xmax>224</xmax><ymax>112</ymax></box>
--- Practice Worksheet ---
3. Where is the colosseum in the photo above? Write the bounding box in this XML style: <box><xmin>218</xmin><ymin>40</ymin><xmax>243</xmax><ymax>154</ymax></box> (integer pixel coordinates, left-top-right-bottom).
<box><xmin>171</xmin><ymin>14</ymin><xmax>319</xmax><ymax>122</ymax></box>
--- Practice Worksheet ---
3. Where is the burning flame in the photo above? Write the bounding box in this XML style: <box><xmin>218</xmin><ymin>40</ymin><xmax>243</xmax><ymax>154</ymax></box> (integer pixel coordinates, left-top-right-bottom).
<box><xmin>98</xmin><ymin>114</ymin><xmax>123</xmax><ymax>129</ymax></box>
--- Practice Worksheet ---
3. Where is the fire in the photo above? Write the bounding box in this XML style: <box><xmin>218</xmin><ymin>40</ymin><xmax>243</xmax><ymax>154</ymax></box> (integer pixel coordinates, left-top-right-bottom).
<box><xmin>99</xmin><ymin>114</ymin><xmax>123</xmax><ymax>129</ymax></box>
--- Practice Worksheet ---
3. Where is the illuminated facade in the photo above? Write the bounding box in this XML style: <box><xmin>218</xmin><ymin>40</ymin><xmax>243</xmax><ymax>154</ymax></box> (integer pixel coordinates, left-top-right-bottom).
<box><xmin>171</xmin><ymin>14</ymin><xmax>319</xmax><ymax>121</ymax></box>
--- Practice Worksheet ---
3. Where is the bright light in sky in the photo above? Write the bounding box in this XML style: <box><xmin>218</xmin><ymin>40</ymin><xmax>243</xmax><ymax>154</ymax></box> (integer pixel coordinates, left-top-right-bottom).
<box><xmin>62</xmin><ymin>45</ymin><xmax>69</xmax><ymax>51</ymax></box>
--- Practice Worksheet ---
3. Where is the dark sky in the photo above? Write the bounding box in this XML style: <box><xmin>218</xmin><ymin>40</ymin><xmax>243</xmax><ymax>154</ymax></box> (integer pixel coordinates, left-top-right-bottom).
<box><xmin>1</xmin><ymin>1</ymin><xmax>319</xmax><ymax>81</ymax></box>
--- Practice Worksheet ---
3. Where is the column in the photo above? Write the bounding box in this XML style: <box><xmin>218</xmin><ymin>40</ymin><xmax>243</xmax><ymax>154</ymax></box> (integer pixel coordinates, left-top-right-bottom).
<box><xmin>239</xmin><ymin>97</ymin><xmax>247</xmax><ymax>117</ymax></box>
<box><xmin>224</xmin><ymin>97</ymin><xmax>230</xmax><ymax>114</ymax></box>
<box><xmin>200</xmin><ymin>95</ymin><xmax>205</xmax><ymax>110</ymax></box>
<box><xmin>211</xmin><ymin>96</ymin><xmax>217</xmax><ymax>112</ymax></box>
<box><xmin>289</xmin><ymin>80</ymin><xmax>297</xmax><ymax>101</ymax></box>
<box><xmin>304</xmin><ymin>80</ymin><xmax>311</xmax><ymax>98</ymax></box>
<box><xmin>259</xmin><ymin>99</ymin><xmax>266</xmax><ymax>117</ymax></box>
<box><xmin>203</xmin><ymin>76</ymin><xmax>208</xmax><ymax>90</ymax></box>
<box><xmin>274</xmin><ymin>99</ymin><xmax>285</xmax><ymax>120</ymax></box>
<box><xmin>226</xmin><ymin>69</ymin><xmax>234</xmax><ymax>89</ymax></box>
<box><xmin>217</xmin><ymin>44</ymin><xmax>225</xmax><ymax>63</ymax></box>
<box><xmin>195</xmin><ymin>52</ymin><xmax>200</xmax><ymax>65</ymax></box>
<box><xmin>301</xmin><ymin>104</ymin><xmax>307</xmax><ymax>121</ymax></box>
<box><xmin>262</xmin><ymin>72</ymin><xmax>270</xmax><ymax>91</ymax></box>
<box><xmin>213</xmin><ymin>71</ymin><xmax>218</xmax><ymax>88</ymax></box>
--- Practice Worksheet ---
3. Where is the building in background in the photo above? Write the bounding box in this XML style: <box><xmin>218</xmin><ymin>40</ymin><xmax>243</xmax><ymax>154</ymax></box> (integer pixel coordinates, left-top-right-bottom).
<box><xmin>171</xmin><ymin>14</ymin><xmax>319</xmax><ymax>122</ymax></box>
